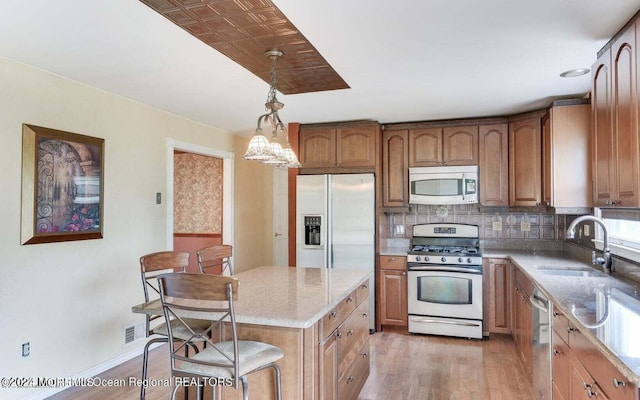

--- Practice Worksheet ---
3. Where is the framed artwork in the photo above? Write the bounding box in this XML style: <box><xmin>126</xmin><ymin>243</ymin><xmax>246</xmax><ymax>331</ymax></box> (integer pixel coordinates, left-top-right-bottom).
<box><xmin>21</xmin><ymin>124</ymin><xmax>104</xmax><ymax>244</ymax></box>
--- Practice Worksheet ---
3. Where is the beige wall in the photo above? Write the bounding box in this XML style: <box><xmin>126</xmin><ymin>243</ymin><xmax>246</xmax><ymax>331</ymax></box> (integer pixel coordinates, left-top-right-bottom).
<box><xmin>0</xmin><ymin>56</ymin><xmax>273</xmax><ymax>399</ymax></box>
<box><xmin>233</xmin><ymin>137</ymin><xmax>275</xmax><ymax>273</ymax></box>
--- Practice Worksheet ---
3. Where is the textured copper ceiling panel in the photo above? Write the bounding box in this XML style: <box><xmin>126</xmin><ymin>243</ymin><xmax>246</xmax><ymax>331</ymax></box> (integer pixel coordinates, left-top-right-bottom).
<box><xmin>140</xmin><ymin>0</ymin><xmax>350</xmax><ymax>94</ymax></box>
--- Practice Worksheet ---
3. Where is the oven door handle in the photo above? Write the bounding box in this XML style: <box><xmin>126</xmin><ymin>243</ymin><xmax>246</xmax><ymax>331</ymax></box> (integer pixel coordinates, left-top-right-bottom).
<box><xmin>408</xmin><ymin>265</ymin><xmax>482</xmax><ymax>274</ymax></box>
<box><xmin>410</xmin><ymin>317</ymin><xmax>481</xmax><ymax>327</ymax></box>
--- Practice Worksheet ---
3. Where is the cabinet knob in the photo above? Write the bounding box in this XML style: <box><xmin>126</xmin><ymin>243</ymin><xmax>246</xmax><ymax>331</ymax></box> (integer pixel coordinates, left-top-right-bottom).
<box><xmin>361</xmin><ymin>284</ymin><xmax>368</xmax><ymax>290</ymax></box>
<box><xmin>347</xmin><ymin>329</ymin><xmax>354</xmax><ymax>336</ymax></box>
<box><xmin>553</xmin><ymin>349</ymin><xmax>561</xmax><ymax>356</ymax></box>
<box><xmin>613</xmin><ymin>378</ymin><xmax>626</xmax><ymax>388</ymax></box>
<box><xmin>362</xmin><ymin>313</ymin><xmax>368</xmax><ymax>319</ymax></box>
<box><xmin>553</xmin><ymin>312</ymin><xmax>560</xmax><ymax>317</ymax></box>
<box><xmin>330</xmin><ymin>311</ymin><xmax>337</xmax><ymax>318</ymax></box>
<box><xmin>347</xmin><ymin>376</ymin><xmax>354</xmax><ymax>383</ymax></box>
<box><xmin>390</xmin><ymin>257</ymin><xmax>397</xmax><ymax>261</ymax></box>
<box><xmin>362</xmin><ymin>352</ymin><xmax>369</xmax><ymax>359</ymax></box>
<box><xmin>337</xmin><ymin>331</ymin><xmax>342</xmax><ymax>338</ymax></box>
<box><xmin>346</xmin><ymin>296</ymin><xmax>354</xmax><ymax>303</ymax></box>
<box><xmin>567</xmin><ymin>327</ymin><xmax>577</xmax><ymax>333</ymax></box>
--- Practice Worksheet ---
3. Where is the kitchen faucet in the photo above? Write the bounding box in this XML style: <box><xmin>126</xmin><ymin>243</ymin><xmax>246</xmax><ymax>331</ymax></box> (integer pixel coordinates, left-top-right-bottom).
<box><xmin>566</xmin><ymin>215</ymin><xmax>612</xmax><ymax>273</ymax></box>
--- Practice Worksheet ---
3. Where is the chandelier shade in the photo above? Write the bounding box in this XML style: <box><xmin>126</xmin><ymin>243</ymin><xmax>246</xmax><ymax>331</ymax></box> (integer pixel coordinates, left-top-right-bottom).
<box><xmin>243</xmin><ymin>50</ymin><xmax>301</xmax><ymax>168</ymax></box>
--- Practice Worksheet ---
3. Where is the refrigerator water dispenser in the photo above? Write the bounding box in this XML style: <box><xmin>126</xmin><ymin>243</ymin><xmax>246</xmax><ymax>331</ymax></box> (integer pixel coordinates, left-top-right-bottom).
<box><xmin>304</xmin><ymin>215</ymin><xmax>322</xmax><ymax>247</ymax></box>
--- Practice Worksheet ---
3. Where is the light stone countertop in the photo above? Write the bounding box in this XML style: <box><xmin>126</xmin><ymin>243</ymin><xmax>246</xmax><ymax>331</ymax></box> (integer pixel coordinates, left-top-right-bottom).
<box><xmin>132</xmin><ymin>266</ymin><xmax>371</xmax><ymax>329</ymax></box>
<box><xmin>486</xmin><ymin>249</ymin><xmax>640</xmax><ymax>387</ymax></box>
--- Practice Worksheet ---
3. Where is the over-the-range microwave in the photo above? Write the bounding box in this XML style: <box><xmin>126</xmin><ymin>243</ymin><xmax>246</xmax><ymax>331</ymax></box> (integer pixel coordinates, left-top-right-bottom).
<box><xmin>409</xmin><ymin>165</ymin><xmax>478</xmax><ymax>205</ymax></box>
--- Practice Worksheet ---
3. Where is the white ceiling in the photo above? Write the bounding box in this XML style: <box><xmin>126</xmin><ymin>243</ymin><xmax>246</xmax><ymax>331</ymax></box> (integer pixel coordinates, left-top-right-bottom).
<box><xmin>1</xmin><ymin>0</ymin><xmax>639</xmax><ymax>136</ymax></box>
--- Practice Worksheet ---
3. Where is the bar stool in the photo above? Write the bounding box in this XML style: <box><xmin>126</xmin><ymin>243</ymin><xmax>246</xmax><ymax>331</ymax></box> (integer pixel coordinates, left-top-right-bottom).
<box><xmin>197</xmin><ymin>245</ymin><xmax>233</xmax><ymax>275</ymax></box>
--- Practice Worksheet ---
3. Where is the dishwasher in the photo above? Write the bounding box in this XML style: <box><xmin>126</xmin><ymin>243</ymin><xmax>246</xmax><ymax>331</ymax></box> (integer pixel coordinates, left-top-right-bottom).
<box><xmin>530</xmin><ymin>286</ymin><xmax>552</xmax><ymax>400</ymax></box>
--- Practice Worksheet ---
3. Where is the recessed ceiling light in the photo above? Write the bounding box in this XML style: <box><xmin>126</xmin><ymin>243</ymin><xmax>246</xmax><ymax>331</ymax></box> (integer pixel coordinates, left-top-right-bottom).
<box><xmin>560</xmin><ymin>68</ymin><xmax>590</xmax><ymax>78</ymax></box>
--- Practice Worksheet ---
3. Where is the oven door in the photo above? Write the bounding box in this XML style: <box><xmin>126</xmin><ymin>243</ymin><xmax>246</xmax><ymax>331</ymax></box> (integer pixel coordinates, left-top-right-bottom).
<box><xmin>407</xmin><ymin>267</ymin><xmax>483</xmax><ymax>320</ymax></box>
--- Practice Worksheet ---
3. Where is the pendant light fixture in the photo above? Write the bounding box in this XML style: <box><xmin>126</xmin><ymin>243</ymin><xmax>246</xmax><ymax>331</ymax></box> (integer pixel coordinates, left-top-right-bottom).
<box><xmin>243</xmin><ymin>50</ymin><xmax>301</xmax><ymax>168</ymax></box>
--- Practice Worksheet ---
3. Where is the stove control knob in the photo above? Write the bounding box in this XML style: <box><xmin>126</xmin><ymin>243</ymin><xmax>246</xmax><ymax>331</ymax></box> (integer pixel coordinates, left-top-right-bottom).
<box><xmin>416</xmin><ymin>256</ymin><xmax>421</xmax><ymax>262</ymax></box>
<box><xmin>441</xmin><ymin>257</ymin><xmax>446</xmax><ymax>263</ymax></box>
<box><xmin>425</xmin><ymin>256</ymin><xmax>430</xmax><ymax>262</ymax></box>
<box><xmin>467</xmin><ymin>258</ymin><xmax>473</xmax><ymax>263</ymax></box>
<box><xmin>458</xmin><ymin>257</ymin><xmax>464</xmax><ymax>263</ymax></box>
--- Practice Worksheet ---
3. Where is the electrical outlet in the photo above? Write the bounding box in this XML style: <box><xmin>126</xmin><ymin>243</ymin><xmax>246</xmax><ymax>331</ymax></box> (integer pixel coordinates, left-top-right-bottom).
<box><xmin>584</xmin><ymin>225</ymin><xmax>590</xmax><ymax>236</ymax></box>
<box><xmin>521</xmin><ymin>221</ymin><xmax>531</xmax><ymax>232</ymax></box>
<box><xmin>22</xmin><ymin>342</ymin><xmax>30</xmax><ymax>357</ymax></box>
<box><xmin>492</xmin><ymin>221</ymin><xmax>502</xmax><ymax>231</ymax></box>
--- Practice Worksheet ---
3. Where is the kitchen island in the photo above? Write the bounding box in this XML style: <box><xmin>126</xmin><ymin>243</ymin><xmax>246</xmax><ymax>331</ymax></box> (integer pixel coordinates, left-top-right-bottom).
<box><xmin>132</xmin><ymin>266</ymin><xmax>372</xmax><ymax>400</ymax></box>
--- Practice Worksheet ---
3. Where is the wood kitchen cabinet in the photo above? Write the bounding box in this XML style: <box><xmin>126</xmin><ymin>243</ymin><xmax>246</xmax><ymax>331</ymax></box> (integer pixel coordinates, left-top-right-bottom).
<box><xmin>509</xmin><ymin>115</ymin><xmax>543</xmax><ymax>206</ymax></box>
<box><xmin>478</xmin><ymin>124</ymin><xmax>509</xmax><ymax>206</ymax></box>
<box><xmin>591</xmin><ymin>22</ymin><xmax>640</xmax><ymax>208</ymax></box>
<box><xmin>382</xmin><ymin>129</ymin><xmax>409</xmax><ymax>207</ymax></box>
<box><xmin>319</xmin><ymin>287</ymin><xmax>370</xmax><ymax>400</ymax></box>
<box><xmin>378</xmin><ymin>255</ymin><xmax>408</xmax><ymax>328</ymax></box>
<box><xmin>408</xmin><ymin>125</ymin><xmax>478</xmax><ymax>167</ymax></box>
<box><xmin>511</xmin><ymin>268</ymin><xmax>533</xmax><ymax>373</ymax></box>
<box><xmin>542</xmin><ymin>101</ymin><xmax>592</xmax><ymax>208</ymax></box>
<box><xmin>485</xmin><ymin>258</ymin><xmax>512</xmax><ymax>334</ymax></box>
<box><xmin>299</xmin><ymin>123</ymin><xmax>378</xmax><ymax>170</ymax></box>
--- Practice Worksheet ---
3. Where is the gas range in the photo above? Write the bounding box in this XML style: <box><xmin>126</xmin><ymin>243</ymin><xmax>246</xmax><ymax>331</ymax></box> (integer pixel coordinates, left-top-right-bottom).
<box><xmin>408</xmin><ymin>223</ymin><xmax>482</xmax><ymax>266</ymax></box>
<box><xmin>407</xmin><ymin>223</ymin><xmax>484</xmax><ymax>339</ymax></box>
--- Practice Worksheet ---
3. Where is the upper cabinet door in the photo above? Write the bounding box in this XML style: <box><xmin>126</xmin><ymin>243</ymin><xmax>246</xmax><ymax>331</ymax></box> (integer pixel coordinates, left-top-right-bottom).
<box><xmin>408</xmin><ymin>128</ymin><xmax>442</xmax><ymax>166</ymax></box>
<box><xmin>442</xmin><ymin>125</ymin><xmax>479</xmax><ymax>165</ymax></box>
<box><xmin>479</xmin><ymin>124</ymin><xmax>509</xmax><ymax>206</ymax></box>
<box><xmin>299</xmin><ymin>127</ymin><xmax>336</xmax><ymax>168</ymax></box>
<box><xmin>336</xmin><ymin>126</ymin><xmax>378</xmax><ymax>168</ymax></box>
<box><xmin>612</xmin><ymin>25</ymin><xmax>639</xmax><ymax>207</ymax></box>
<box><xmin>509</xmin><ymin>117</ymin><xmax>542</xmax><ymax>206</ymax></box>
<box><xmin>592</xmin><ymin>48</ymin><xmax>615</xmax><ymax>207</ymax></box>
<box><xmin>382</xmin><ymin>130</ymin><xmax>409</xmax><ymax>207</ymax></box>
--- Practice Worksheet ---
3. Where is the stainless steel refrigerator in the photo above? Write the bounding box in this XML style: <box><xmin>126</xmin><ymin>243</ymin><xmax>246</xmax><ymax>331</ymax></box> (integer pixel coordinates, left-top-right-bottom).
<box><xmin>296</xmin><ymin>173</ymin><xmax>376</xmax><ymax>331</ymax></box>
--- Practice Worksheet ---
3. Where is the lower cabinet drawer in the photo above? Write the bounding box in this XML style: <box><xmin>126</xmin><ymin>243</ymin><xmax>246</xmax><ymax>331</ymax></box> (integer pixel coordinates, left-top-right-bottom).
<box><xmin>337</xmin><ymin>300</ymin><xmax>369</xmax><ymax>378</ymax></box>
<box><xmin>321</xmin><ymin>289</ymin><xmax>358</xmax><ymax>338</ymax></box>
<box><xmin>338</xmin><ymin>338</ymin><xmax>370</xmax><ymax>400</ymax></box>
<box><xmin>355</xmin><ymin>280</ymin><xmax>370</xmax><ymax>307</ymax></box>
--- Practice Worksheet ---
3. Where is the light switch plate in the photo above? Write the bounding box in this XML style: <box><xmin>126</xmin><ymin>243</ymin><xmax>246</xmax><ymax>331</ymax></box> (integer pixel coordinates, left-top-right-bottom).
<box><xmin>521</xmin><ymin>221</ymin><xmax>531</xmax><ymax>232</ymax></box>
<box><xmin>492</xmin><ymin>221</ymin><xmax>502</xmax><ymax>231</ymax></box>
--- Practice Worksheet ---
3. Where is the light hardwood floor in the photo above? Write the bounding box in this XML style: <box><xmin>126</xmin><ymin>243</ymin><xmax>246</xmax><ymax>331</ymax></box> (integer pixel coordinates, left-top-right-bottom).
<box><xmin>48</xmin><ymin>331</ymin><xmax>534</xmax><ymax>400</ymax></box>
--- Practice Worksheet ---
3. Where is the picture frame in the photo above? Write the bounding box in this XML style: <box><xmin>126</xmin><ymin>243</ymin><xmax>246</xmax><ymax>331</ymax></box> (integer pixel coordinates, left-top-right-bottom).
<box><xmin>21</xmin><ymin>124</ymin><xmax>104</xmax><ymax>245</ymax></box>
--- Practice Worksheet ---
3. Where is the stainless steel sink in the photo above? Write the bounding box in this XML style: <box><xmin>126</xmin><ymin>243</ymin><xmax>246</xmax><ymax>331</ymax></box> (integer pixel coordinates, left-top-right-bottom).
<box><xmin>536</xmin><ymin>266</ymin><xmax>607</xmax><ymax>277</ymax></box>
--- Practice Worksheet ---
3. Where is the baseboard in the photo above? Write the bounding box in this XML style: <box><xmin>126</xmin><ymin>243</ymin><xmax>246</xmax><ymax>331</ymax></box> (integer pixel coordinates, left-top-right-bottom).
<box><xmin>21</xmin><ymin>340</ymin><xmax>163</xmax><ymax>400</ymax></box>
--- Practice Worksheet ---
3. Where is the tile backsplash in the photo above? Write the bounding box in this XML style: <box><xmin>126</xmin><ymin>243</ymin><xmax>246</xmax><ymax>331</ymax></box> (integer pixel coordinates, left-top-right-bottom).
<box><xmin>382</xmin><ymin>204</ymin><xmax>564</xmax><ymax>249</ymax></box>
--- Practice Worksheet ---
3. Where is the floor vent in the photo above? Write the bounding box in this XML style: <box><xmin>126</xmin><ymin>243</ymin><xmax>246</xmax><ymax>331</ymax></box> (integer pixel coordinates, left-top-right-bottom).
<box><xmin>123</xmin><ymin>323</ymin><xmax>144</xmax><ymax>345</ymax></box>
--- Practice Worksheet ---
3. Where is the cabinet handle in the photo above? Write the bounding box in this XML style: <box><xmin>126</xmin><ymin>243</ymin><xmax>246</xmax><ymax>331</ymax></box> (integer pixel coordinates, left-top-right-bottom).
<box><xmin>337</xmin><ymin>331</ymin><xmax>342</xmax><ymax>338</ymax></box>
<box><xmin>402</xmin><ymin>272</ymin><xmax>406</xmax><ymax>275</ymax></box>
<box><xmin>567</xmin><ymin>327</ymin><xmax>577</xmax><ymax>334</ymax></box>
<box><xmin>347</xmin><ymin>376</ymin><xmax>354</xmax><ymax>383</ymax></box>
<box><xmin>390</xmin><ymin>257</ymin><xmax>396</xmax><ymax>261</ymax></box>
<box><xmin>347</xmin><ymin>330</ymin><xmax>354</xmax><ymax>336</ymax></box>
<box><xmin>553</xmin><ymin>312</ymin><xmax>560</xmax><ymax>317</ymax></box>
<box><xmin>553</xmin><ymin>349</ymin><xmax>561</xmax><ymax>356</ymax></box>
<box><xmin>346</xmin><ymin>296</ymin><xmax>354</xmax><ymax>303</ymax></box>
<box><xmin>361</xmin><ymin>284</ymin><xmax>368</xmax><ymax>290</ymax></box>
<box><xmin>613</xmin><ymin>378</ymin><xmax>626</xmax><ymax>388</ymax></box>
<box><xmin>586</xmin><ymin>388</ymin><xmax>596</xmax><ymax>398</ymax></box>
<box><xmin>362</xmin><ymin>313</ymin><xmax>368</xmax><ymax>319</ymax></box>
<box><xmin>330</xmin><ymin>311</ymin><xmax>337</xmax><ymax>318</ymax></box>
<box><xmin>362</xmin><ymin>352</ymin><xmax>369</xmax><ymax>359</ymax></box>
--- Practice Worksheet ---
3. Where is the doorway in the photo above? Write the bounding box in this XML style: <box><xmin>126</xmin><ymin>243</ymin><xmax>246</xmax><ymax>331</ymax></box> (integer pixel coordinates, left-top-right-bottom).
<box><xmin>166</xmin><ymin>139</ymin><xmax>234</xmax><ymax>271</ymax></box>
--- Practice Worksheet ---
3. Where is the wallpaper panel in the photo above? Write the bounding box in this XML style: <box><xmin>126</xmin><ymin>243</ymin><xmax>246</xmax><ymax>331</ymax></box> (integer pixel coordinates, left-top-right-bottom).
<box><xmin>174</xmin><ymin>152</ymin><xmax>223</xmax><ymax>234</ymax></box>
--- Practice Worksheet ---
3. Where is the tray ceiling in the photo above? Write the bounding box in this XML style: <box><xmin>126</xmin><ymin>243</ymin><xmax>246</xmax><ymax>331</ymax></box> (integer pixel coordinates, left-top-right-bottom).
<box><xmin>139</xmin><ymin>0</ymin><xmax>349</xmax><ymax>94</ymax></box>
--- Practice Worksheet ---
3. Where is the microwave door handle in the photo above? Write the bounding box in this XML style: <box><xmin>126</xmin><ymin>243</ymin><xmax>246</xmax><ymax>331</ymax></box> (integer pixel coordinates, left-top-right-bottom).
<box><xmin>461</xmin><ymin>173</ymin><xmax>466</xmax><ymax>201</ymax></box>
